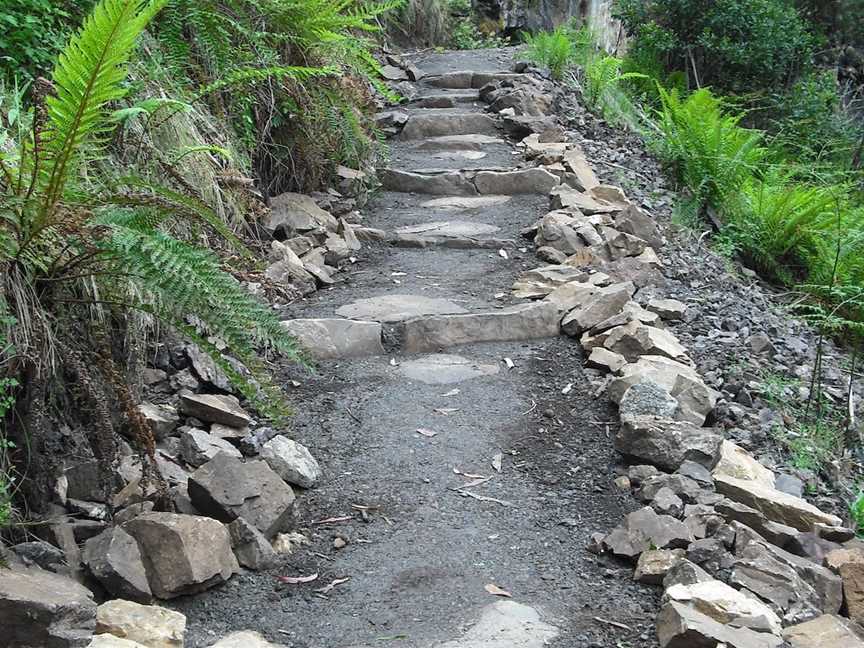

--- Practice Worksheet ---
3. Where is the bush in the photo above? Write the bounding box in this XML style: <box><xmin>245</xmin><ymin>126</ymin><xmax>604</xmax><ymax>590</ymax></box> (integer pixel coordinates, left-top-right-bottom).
<box><xmin>521</xmin><ymin>26</ymin><xmax>582</xmax><ymax>80</ymax></box>
<box><xmin>615</xmin><ymin>0</ymin><xmax>817</xmax><ymax>93</ymax></box>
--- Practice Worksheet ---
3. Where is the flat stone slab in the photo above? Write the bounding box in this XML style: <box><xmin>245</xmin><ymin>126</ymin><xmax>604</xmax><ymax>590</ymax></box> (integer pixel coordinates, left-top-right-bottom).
<box><xmin>400</xmin><ymin>113</ymin><xmax>499</xmax><ymax>139</ymax></box>
<box><xmin>474</xmin><ymin>168</ymin><xmax>559</xmax><ymax>195</ymax></box>
<box><xmin>398</xmin><ymin>354</ymin><xmax>500</xmax><ymax>384</ymax></box>
<box><xmin>415</xmin><ymin>135</ymin><xmax>507</xmax><ymax>151</ymax></box>
<box><xmin>394</xmin><ymin>221</ymin><xmax>500</xmax><ymax>238</ymax></box>
<box><xmin>436</xmin><ymin>601</ymin><xmax>559</xmax><ymax>648</ymax></box>
<box><xmin>281</xmin><ymin>318</ymin><xmax>384</xmax><ymax>359</ymax></box>
<box><xmin>420</xmin><ymin>195</ymin><xmax>511</xmax><ymax>211</ymax></box>
<box><xmin>401</xmin><ymin>302</ymin><xmax>560</xmax><ymax>352</ymax></box>
<box><xmin>335</xmin><ymin>294</ymin><xmax>467</xmax><ymax>323</ymax></box>
<box><xmin>381</xmin><ymin>169</ymin><xmax>477</xmax><ymax>196</ymax></box>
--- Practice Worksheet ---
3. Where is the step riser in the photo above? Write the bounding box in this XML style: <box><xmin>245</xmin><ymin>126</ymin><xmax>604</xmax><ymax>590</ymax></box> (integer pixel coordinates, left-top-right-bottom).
<box><xmin>399</xmin><ymin>114</ymin><xmax>499</xmax><ymax>140</ymax></box>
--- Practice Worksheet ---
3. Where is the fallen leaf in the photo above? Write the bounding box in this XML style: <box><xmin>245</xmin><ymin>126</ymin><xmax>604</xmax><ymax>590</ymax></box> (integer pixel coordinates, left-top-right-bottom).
<box><xmin>312</xmin><ymin>515</ymin><xmax>352</xmax><ymax>525</ymax></box>
<box><xmin>442</xmin><ymin>388</ymin><xmax>460</xmax><ymax>397</ymax></box>
<box><xmin>453</xmin><ymin>467</ymin><xmax>487</xmax><ymax>479</ymax></box>
<box><xmin>498</xmin><ymin>249</ymin><xmax>509</xmax><ymax>259</ymax></box>
<box><xmin>456</xmin><ymin>476</ymin><xmax>492</xmax><ymax>490</ymax></box>
<box><xmin>391</xmin><ymin>272</ymin><xmax>407</xmax><ymax>276</ymax></box>
<box><xmin>416</xmin><ymin>428</ymin><xmax>438</xmax><ymax>437</ymax></box>
<box><xmin>503</xmin><ymin>357</ymin><xmax>515</xmax><ymax>369</ymax></box>
<box><xmin>491</xmin><ymin>453</ymin><xmax>503</xmax><ymax>473</ymax></box>
<box><xmin>314</xmin><ymin>576</ymin><xmax>351</xmax><ymax>594</ymax></box>
<box><xmin>277</xmin><ymin>573</ymin><xmax>319</xmax><ymax>584</ymax></box>
<box><xmin>494</xmin><ymin>292</ymin><xmax>505</xmax><ymax>299</ymax></box>
<box><xmin>390</xmin><ymin>358</ymin><xmax>398</xmax><ymax>366</ymax></box>
<box><xmin>485</xmin><ymin>583</ymin><xmax>512</xmax><ymax>597</ymax></box>
<box><xmin>434</xmin><ymin>407</ymin><xmax>460</xmax><ymax>415</ymax></box>
<box><xmin>561</xmin><ymin>382</ymin><xmax>572</xmax><ymax>395</ymax></box>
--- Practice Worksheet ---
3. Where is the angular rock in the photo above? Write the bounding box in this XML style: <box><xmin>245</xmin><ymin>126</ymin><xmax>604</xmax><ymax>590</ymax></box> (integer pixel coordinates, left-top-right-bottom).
<box><xmin>335</xmin><ymin>294</ymin><xmax>467</xmax><ymax>323</ymax></box>
<box><xmin>544</xmin><ymin>279</ymin><xmax>598</xmax><ymax>314</ymax></box>
<box><xmin>123</xmin><ymin>512</ymin><xmax>238</xmax><ymax>599</ymax></box>
<box><xmin>614</xmin><ymin>415</ymin><xmax>723</xmax><ymax>472</ymax></box>
<box><xmin>619</xmin><ymin>380</ymin><xmax>679</xmax><ymax>421</ymax></box>
<box><xmin>281</xmin><ymin>318</ymin><xmax>384</xmax><ymax>360</ymax></box>
<box><xmin>401</xmin><ymin>302</ymin><xmax>560</xmax><ymax>353</ymax></box>
<box><xmin>83</xmin><ymin>527</ymin><xmax>152</xmax><ymax>603</ymax></box>
<box><xmin>264</xmin><ymin>193</ymin><xmax>337</xmax><ymax>236</ymax></box>
<box><xmin>210</xmin><ymin>631</ymin><xmax>289</xmax><ymax>647</ymax></box>
<box><xmin>380</xmin><ymin>168</ymin><xmax>476</xmax><ymax>196</ymax></box>
<box><xmin>533</xmin><ymin>212</ymin><xmax>588</xmax><ymax>255</ymax></box>
<box><xmin>550</xmin><ymin>185</ymin><xmax>618</xmax><ymax>214</ymax></box>
<box><xmin>227</xmin><ymin>517</ymin><xmax>277</xmax><ymax>570</ymax></box>
<box><xmin>648</xmin><ymin>298</ymin><xmax>687</xmax><ymax>321</ymax></box>
<box><xmin>474</xmin><ymin>168</ymin><xmax>559</xmax><ymax>195</ymax></box>
<box><xmin>95</xmin><ymin>599</ymin><xmax>185</xmax><ymax>648</ymax></box>
<box><xmin>602</xmin><ymin>506</ymin><xmax>693</xmax><ymax>559</ymax></box>
<box><xmin>88</xmin><ymin>636</ymin><xmax>149</xmax><ymax>647</ymax></box>
<box><xmin>400</xmin><ymin>113</ymin><xmax>498</xmax><ymax>139</ymax></box>
<box><xmin>603</xmin><ymin>227</ymin><xmax>648</xmax><ymax>260</ymax></box>
<box><xmin>824</xmin><ymin>547</ymin><xmax>864</xmax><ymax>624</ymax></box>
<box><xmin>179</xmin><ymin>394</ymin><xmax>251</xmax><ymax>429</ymax></box>
<box><xmin>586</xmin><ymin>347</ymin><xmax>627</xmax><ymax>373</ymax></box>
<box><xmin>560</xmin><ymin>282</ymin><xmax>634</xmax><ymax>336</ymax></box>
<box><xmin>665</xmin><ymin>580</ymin><xmax>782</xmax><ymax>634</ymax></box>
<box><xmin>185</xmin><ymin>344</ymin><xmax>233</xmax><ymax>392</ymax></box>
<box><xmin>188</xmin><ymin>453</ymin><xmax>296</xmax><ymax>537</ymax></box>
<box><xmin>11</xmin><ymin>540</ymin><xmax>66</xmax><ymax>572</ymax></box>
<box><xmin>179</xmin><ymin>428</ymin><xmax>242</xmax><ymax>468</ymax></box>
<box><xmin>782</xmin><ymin>614</ymin><xmax>864</xmax><ymax>648</ymax></box>
<box><xmin>715</xmin><ymin>474</ymin><xmax>842</xmax><ymax>531</ymax></box>
<box><xmin>713</xmin><ymin>441</ymin><xmax>776</xmax><ymax>488</ymax></box>
<box><xmin>260</xmin><ymin>436</ymin><xmax>321</xmax><ymax>488</ymax></box>
<box><xmin>656</xmin><ymin>601</ymin><xmax>783</xmax><ymax>648</ymax></box>
<box><xmin>0</xmin><ymin>566</ymin><xmax>96</xmax><ymax>647</ymax></box>
<box><xmin>652</xmin><ymin>486</ymin><xmax>684</xmax><ymax>517</ymax></box>
<box><xmin>614</xmin><ymin>204</ymin><xmax>663</xmax><ymax>248</ymax></box>
<box><xmin>562</xmin><ymin>147</ymin><xmax>599</xmax><ymax>191</ymax></box>
<box><xmin>634</xmin><ymin>549</ymin><xmax>685</xmax><ymax>584</ymax></box>
<box><xmin>663</xmin><ymin>559</ymin><xmax>714</xmax><ymax>589</ymax></box>
<box><xmin>137</xmin><ymin>403</ymin><xmax>179</xmax><ymax>440</ymax></box>
<box><xmin>715</xmin><ymin>498</ymin><xmax>798</xmax><ymax>548</ymax></box>
<box><xmin>603</xmin><ymin>321</ymin><xmax>690</xmax><ymax>363</ymax></box>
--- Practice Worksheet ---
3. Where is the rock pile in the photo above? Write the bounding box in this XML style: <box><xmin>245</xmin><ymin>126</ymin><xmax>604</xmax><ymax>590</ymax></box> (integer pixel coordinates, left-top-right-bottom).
<box><xmin>476</xmin><ymin>69</ymin><xmax>864</xmax><ymax>648</ymax></box>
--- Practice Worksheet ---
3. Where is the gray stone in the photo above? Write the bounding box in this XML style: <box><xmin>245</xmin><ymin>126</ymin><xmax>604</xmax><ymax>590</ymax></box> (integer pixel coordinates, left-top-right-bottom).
<box><xmin>394</xmin><ymin>220</ymin><xmax>500</xmax><ymax>240</ymax></box>
<box><xmin>88</xmin><ymin>636</ymin><xmax>148</xmax><ymax>647</ymax></box>
<box><xmin>713</xmin><ymin>441</ymin><xmax>776</xmax><ymax>488</ymax></box>
<box><xmin>663</xmin><ymin>559</ymin><xmax>714</xmax><ymax>589</ymax></box>
<box><xmin>614</xmin><ymin>415</ymin><xmax>723</xmax><ymax>472</ymax></box>
<box><xmin>586</xmin><ymin>347</ymin><xmax>627</xmax><ymax>373</ymax></box>
<box><xmin>474</xmin><ymin>168</ymin><xmax>559</xmax><ymax>195</ymax></box>
<box><xmin>380</xmin><ymin>168</ymin><xmax>476</xmax><ymax>195</ymax></box>
<box><xmin>0</xmin><ymin>565</ymin><xmax>96</xmax><ymax>647</ymax></box>
<box><xmin>435</xmin><ymin>600</ymin><xmax>558</xmax><ymax>648</ymax></box>
<box><xmin>656</xmin><ymin>601</ymin><xmax>783</xmax><ymax>648</ymax></box>
<box><xmin>83</xmin><ymin>527</ymin><xmax>152</xmax><ymax>603</ymax></box>
<box><xmin>137</xmin><ymin>403</ymin><xmax>179</xmax><ymax>440</ymax></box>
<box><xmin>400</xmin><ymin>113</ymin><xmax>498</xmax><ymax>139</ymax></box>
<box><xmin>652</xmin><ymin>486</ymin><xmax>684</xmax><ymax>517</ymax></box>
<box><xmin>210</xmin><ymin>631</ymin><xmax>289</xmax><ymax>647</ymax></box>
<box><xmin>281</xmin><ymin>318</ymin><xmax>384</xmax><ymax>360</ymax></box>
<box><xmin>602</xmin><ymin>506</ymin><xmax>693</xmax><ymax>559</ymax></box>
<box><xmin>415</xmin><ymin>135</ymin><xmax>506</xmax><ymax>153</ymax></box>
<box><xmin>11</xmin><ymin>540</ymin><xmax>66</xmax><ymax>572</ymax></box>
<box><xmin>603</xmin><ymin>321</ymin><xmax>690</xmax><ymax>363</ymax></box>
<box><xmin>398</xmin><ymin>354</ymin><xmax>500</xmax><ymax>384</ymax></box>
<box><xmin>664</xmin><ymin>580</ymin><xmax>782</xmax><ymax>634</ymax></box>
<box><xmin>95</xmin><ymin>599</ymin><xmax>185</xmax><ymax>648</ymax></box>
<box><xmin>264</xmin><ymin>193</ymin><xmax>337</xmax><ymax>236</ymax></box>
<box><xmin>227</xmin><ymin>518</ymin><xmax>277</xmax><ymax>570</ymax></box>
<box><xmin>619</xmin><ymin>380</ymin><xmax>679</xmax><ymax>421</ymax></box>
<box><xmin>185</xmin><ymin>343</ymin><xmax>233</xmax><ymax>392</ymax></box>
<box><xmin>715</xmin><ymin>498</ymin><xmax>798</xmax><ymax>548</ymax></box>
<box><xmin>335</xmin><ymin>294</ymin><xmax>467</xmax><ymax>323</ymax></box>
<box><xmin>179</xmin><ymin>394</ymin><xmax>251</xmax><ymax>429</ymax></box>
<box><xmin>260</xmin><ymin>436</ymin><xmax>321</xmax><ymax>488</ymax></box>
<box><xmin>123</xmin><ymin>512</ymin><xmax>238</xmax><ymax>599</ymax></box>
<box><xmin>401</xmin><ymin>302</ymin><xmax>560</xmax><ymax>353</ymax></box>
<box><xmin>634</xmin><ymin>549</ymin><xmax>685</xmax><ymax>584</ymax></box>
<box><xmin>179</xmin><ymin>428</ymin><xmax>242</xmax><ymax>468</ymax></box>
<box><xmin>676</xmin><ymin>461</ymin><xmax>714</xmax><ymax>486</ymax></box>
<box><xmin>614</xmin><ymin>204</ymin><xmax>663</xmax><ymax>248</ymax></box>
<box><xmin>782</xmin><ymin>614</ymin><xmax>864</xmax><ymax>648</ymax></box>
<box><xmin>560</xmin><ymin>282</ymin><xmax>634</xmax><ymax>336</ymax></box>
<box><xmin>188</xmin><ymin>453</ymin><xmax>296</xmax><ymax>537</ymax></box>
<box><xmin>647</xmin><ymin>298</ymin><xmax>687</xmax><ymax>321</ymax></box>
<box><xmin>549</xmin><ymin>185</ymin><xmax>619</xmax><ymax>214</ymax></box>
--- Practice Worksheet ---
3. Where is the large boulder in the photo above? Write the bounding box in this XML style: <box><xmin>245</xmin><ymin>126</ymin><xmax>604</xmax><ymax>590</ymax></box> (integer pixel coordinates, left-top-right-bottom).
<box><xmin>123</xmin><ymin>512</ymin><xmax>238</xmax><ymax>599</ymax></box>
<box><xmin>188</xmin><ymin>453</ymin><xmax>296</xmax><ymax>537</ymax></box>
<box><xmin>473</xmin><ymin>168</ymin><xmax>559</xmax><ymax>195</ymax></box>
<box><xmin>656</xmin><ymin>601</ymin><xmax>783</xmax><ymax>648</ymax></box>
<box><xmin>614</xmin><ymin>415</ymin><xmax>723</xmax><ymax>472</ymax></box>
<box><xmin>0</xmin><ymin>565</ymin><xmax>96</xmax><ymax>647</ymax></box>
<box><xmin>83</xmin><ymin>527</ymin><xmax>152</xmax><ymax>603</ymax></box>
<box><xmin>95</xmin><ymin>599</ymin><xmax>186</xmax><ymax>648</ymax></box>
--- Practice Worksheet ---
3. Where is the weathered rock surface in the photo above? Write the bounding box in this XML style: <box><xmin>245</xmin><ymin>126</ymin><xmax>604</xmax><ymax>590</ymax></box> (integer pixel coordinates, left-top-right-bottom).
<box><xmin>619</xmin><ymin>381</ymin><xmax>679</xmax><ymax>421</ymax></box>
<box><xmin>664</xmin><ymin>580</ymin><xmax>782</xmax><ymax>634</ymax></box>
<box><xmin>138</xmin><ymin>403</ymin><xmax>179</xmax><ymax>440</ymax></box>
<box><xmin>335</xmin><ymin>294</ymin><xmax>467</xmax><ymax>323</ymax></box>
<box><xmin>474</xmin><ymin>168</ymin><xmax>559</xmax><ymax>195</ymax></box>
<box><xmin>713</xmin><ymin>441</ymin><xmax>776</xmax><ymax>488</ymax></box>
<box><xmin>647</xmin><ymin>298</ymin><xmax>687</xmax><ymax>320</ymax></box>
<box><xmin>281</xmin><ymin>318</ymin><xmax>384</xmax><ymax>359</ymax></box>
<box><xmin>656</xmin><ymin>601</ymin><xmax>783</xmax><ymax>648</ymax></box>
<box><xmin>397</xmin><ymin>354</ymin><xmax>500</xmax><ymax>384</ymax></box>
<box><xmin>179</xmin><ymin>394</ymin><xmax>251</xmax><ymax>429</ymax></box>
<box><xmin>0</xmin><ymin>566</ymin><xmax>97</xmax><ymax>647</ymax></box>
<box><xmin>602</xmin><ymin>321</ymin><xmax>690</xmax><ymax>363</ymax></box>
<box><xmin>209</xmin><ymin>631</ymin><xmax>289</xmax><ymax>647</ymax></box>
<box><xmin>88</xmin><ymin>636</ymin><xmax>149</xmax><ymax>647</ymax></box>
<box><xmin>260</xmin><ymin>436</ymin><xmax>321</xmax><ymax>489</ymax></box>
<box><xmin>188</xmin><ymin>453</ymin><xmax>296</xmax><ymax>537</ymax></box>
<box><xmin>95</xmin><ymin>599</ymin><xmax>185</xmax><ymax>648</ymax></box>
<box><xmin>614</xmin><ymin>415</ymin><xmax>723</xmax><ymax>472</ymax></box>
<box><xmin>782</xmin><ymin>614</ymin><xmax>864</xmax><ymax>647</ymax></box>
<box><xmin>825</xmin><ymin>547</ymin><xmax>864</xmax><ymax>624</ymax></box>
<box><xmin>380</xmin><ymin>168</ymin><xmax>477</xmax><ymax>195</ymax></box>
<box><xmin>124</xmin><ymin>512</ymin><xmax>238</xmax><ymax>599</ymax></box>
<box><xmin>399</xmin><ymin>113</ymin><xmax>498</xmax><ymax>139</ymax></box>
<box><xmin>560</xmin><ymin>281</ymin><xmax>634</xmax><ymax>336</ymax></box>
<box><xmin>227</xmin><ymin>517</ymin><xmax>277</xmax><ymax>570</ymax></box>
<box><xmin>83</xmin><ymin>527</ymin><xmax>152</xmax><ymax>603</ymax></box>
<box><xmin>602</xmin><ymin>506</ymin><xmax>693</xmax><ymax>558</ymax></box>
<box><xmin>179</xmin><ymin>428</ymin><xmax>242</xmax><ymax>468</ymax></box>
<box><xmin>401</xmin><ymin>302</ymin><xmax>560</xmax><ymax>352</ymax></box>
<box><xmin>715</xmin><ymin>474</ymin><xmax>842</xmax><ymax>531</ymax></box>
<box><xmin>634</xmin><ymin>549</ymin><xmax>685</xmax><ymax>584</ymax></box>
<box><xmin>265</xmin><ymin>193</ymin><xmax>337</xmax><ymax>236</ymax></box>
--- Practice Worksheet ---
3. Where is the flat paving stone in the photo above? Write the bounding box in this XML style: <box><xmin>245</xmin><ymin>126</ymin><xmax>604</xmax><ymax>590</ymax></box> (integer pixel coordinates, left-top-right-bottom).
<box><xmin>394</xmin><ymin>221</ymin><xmax>500</xmax><ymax>238</ymax></box>
<box><xmin>397</xmin><ymin>354</ymin><xmax>500</xmax><ymax>384</ymax></box>
<box><xmin>420</xmin><ymin>195</ymin><xmax>512</xmax><ymax>211</ymax></box>
<box><xmin>415</xmin><ymin>134</ymin><xmax>507</xmax><ymax>151</ymax></box>
<box><xmin>435</xmin><ymin>601</ymin><xmax>559</xmax><ymax>648</ymax></box>
<box><xmin>335</xmin><ymin>294</ymin><xmax>468</xmax><ymax>323</ymax></box>
<box><xmin>281</xmin><ymin>318</ymin><xmax>384</xmax><ymax>359</ymax></box>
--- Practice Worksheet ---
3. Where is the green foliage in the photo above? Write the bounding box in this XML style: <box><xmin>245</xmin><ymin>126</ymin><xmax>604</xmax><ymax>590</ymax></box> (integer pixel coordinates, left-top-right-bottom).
<box><xmin>583</xmin><ymin>55</ymin><xmax>647</xmax><ymax>124</ymax></box>
<box><xmin>614</xmin><ymin>0</ymin><xmax>817</xmax><ymax>93</ymax></box>
<box><xmin>521</xmin><ymin>26</ymin><xmax>581</xmax><ymax>80</ymax></box>
<box><xmin>1</xmin><ymin>0</ymin><xmax>301</xmax><ymax>428</ymax></box>
<box><xmin>652</xmin><ymin>87</ymin><xmax>767</xmax><ymax>208</ymax></box>
<box><xmin>0</xmin><ymin>307</ymin><xmax>16</xmax><ymax>533</ymax></box>
<box><xmin>851</xmin><ymin>491</ymin><xmax>864</xmax><ymax>537</ymax></box>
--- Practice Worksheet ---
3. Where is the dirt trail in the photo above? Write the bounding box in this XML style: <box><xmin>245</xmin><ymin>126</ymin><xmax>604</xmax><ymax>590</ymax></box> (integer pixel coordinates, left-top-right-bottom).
<box><xmin>173</xmin><ymin>48</ymin><xmax>659</xmax><ymax>648</ymax></box>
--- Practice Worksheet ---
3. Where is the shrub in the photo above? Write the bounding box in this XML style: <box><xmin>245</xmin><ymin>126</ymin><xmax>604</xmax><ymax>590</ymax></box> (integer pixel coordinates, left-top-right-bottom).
<box><xmin>614</xmin><ymin>0</ymin><xmax>817</xmax><ymax>93</ymax></box>
<box><xmin>521</xmin><ymin>26</ymin><xmax>583</xmax><ymax>80</ymax></box>
<box><xmin>652</xmin><ymin>87</ymin><xmax>767</xmax><ymax>208</ymax></box>
<box><xmin>583</xmin><ymin>55</ymin><xmax>647</xmax><ymax>126</ymax></box>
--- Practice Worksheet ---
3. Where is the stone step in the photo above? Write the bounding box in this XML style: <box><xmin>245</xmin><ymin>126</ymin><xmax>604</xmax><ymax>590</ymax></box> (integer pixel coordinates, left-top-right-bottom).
<box><xmin>399</xmin><ymin>302</ymin><xmax>561</xmax><ymax>353</ymax></box>
<box><xmin>410</xmin><ymin>92</ymin><xmax>481</xmax><ymax>108</ymax></box>
<box><xmin>425</xmin><ymin>70</ymin><xmax>529</xmax><ymax>89</ymax></box>
<box><xmin>414</xmin><ymin>134</ymin><xmax>508</xmax><ymax>151</ymax></box>
<box><xmin>399</xmin><ymin>113</ymin><xmax>499</xmax><ymax>139</ymax></box>
<box><xmin>280</xmin><ymin>318</ymin><xmax>385</xmax><ymax>360</ymax></box>
<box><xmin>380</xmin><ymin>167</ymin><xmax>560</xmax><ymax>196</ymax></box>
